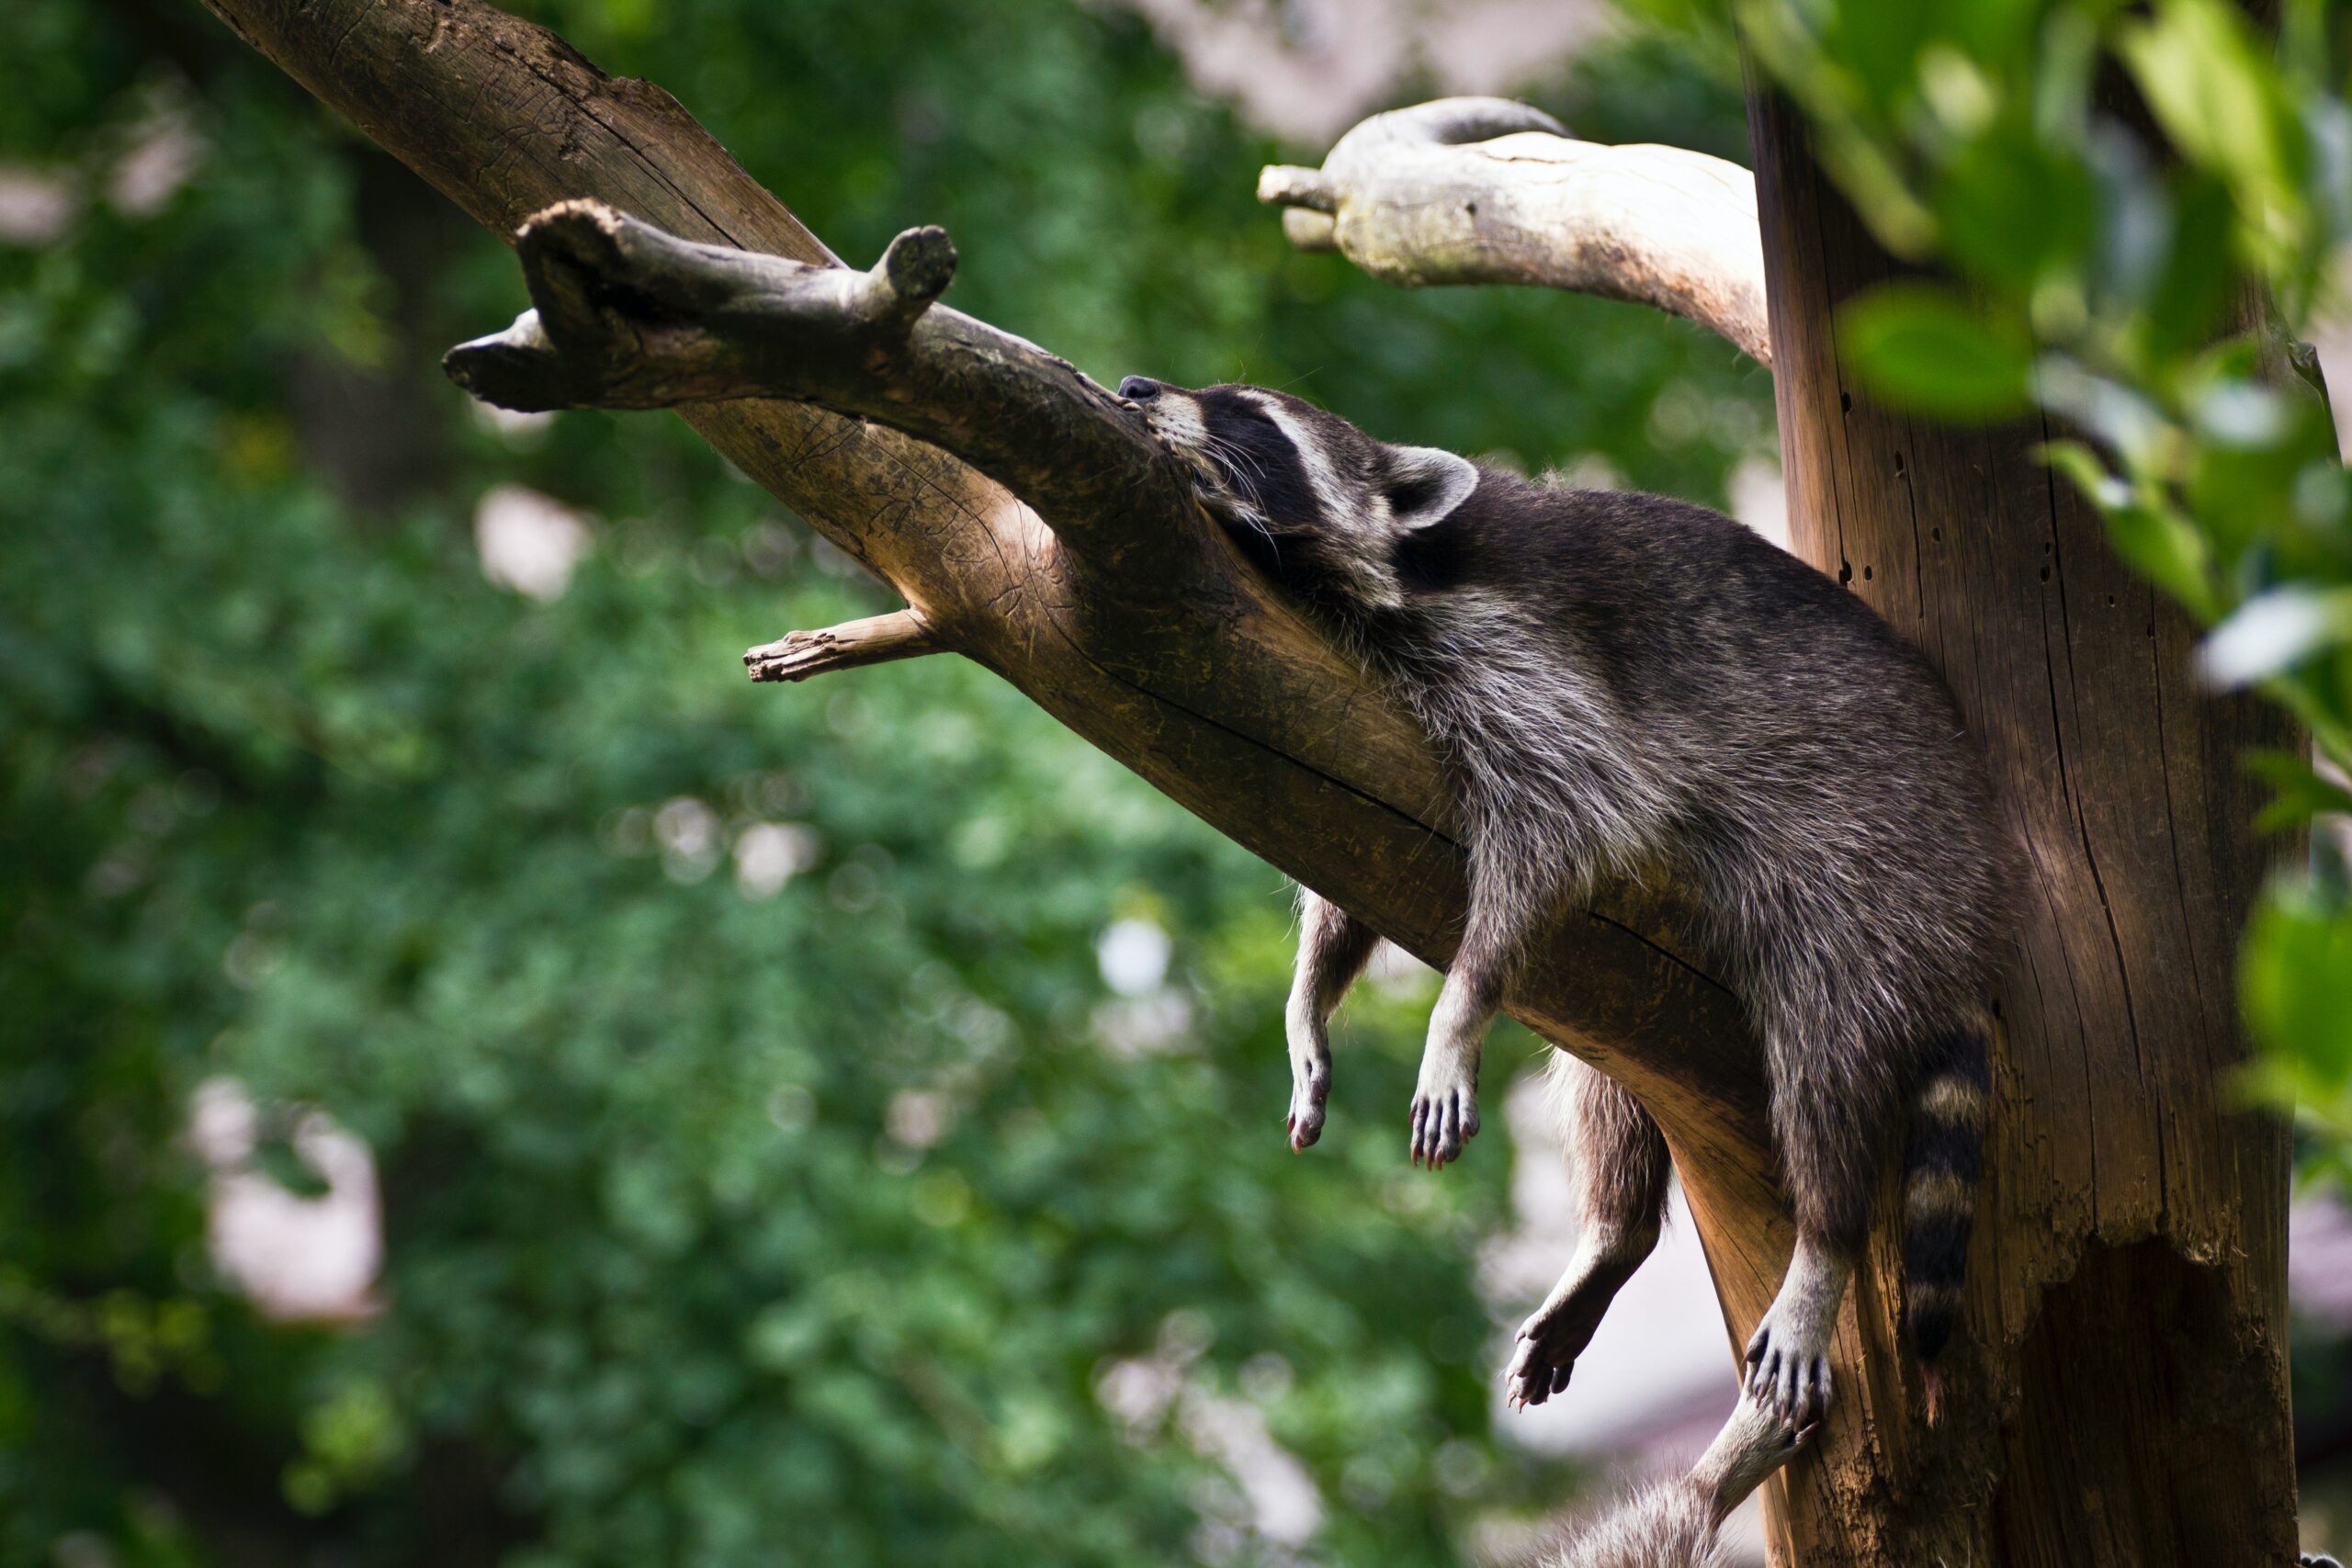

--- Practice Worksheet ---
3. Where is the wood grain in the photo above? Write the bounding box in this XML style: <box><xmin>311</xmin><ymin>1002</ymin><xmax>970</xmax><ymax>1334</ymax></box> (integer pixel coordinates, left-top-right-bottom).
<box><xmin>1747</xmin><ymin>83</ymin><xmax>2299</xmax><ymax>1567</ymax></box>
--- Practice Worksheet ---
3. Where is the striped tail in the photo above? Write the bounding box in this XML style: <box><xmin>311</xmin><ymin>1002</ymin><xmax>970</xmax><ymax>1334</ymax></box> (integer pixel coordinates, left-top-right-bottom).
<box><xmin>1902</xmin><ymin>1021</ymin><xmax>1990</xmax><ymax>1411</ymax></box>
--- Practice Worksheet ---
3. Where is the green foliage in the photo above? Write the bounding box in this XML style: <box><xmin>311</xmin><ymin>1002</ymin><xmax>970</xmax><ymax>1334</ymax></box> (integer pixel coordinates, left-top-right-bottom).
<box><xmin>1732</xmin><ymin>0</ymin><xmax>2352</xmax><ymax>1179</ymax></box>
<box><xmin>1839</xmin><ymin>284</ymin><xmax>2031</xmax><ymax>419</ymax></box>
<box><xmin>2241</xmin><ymin>878</ymin><xmax>2352</xmax><ymax>1188</ymax></box>
<box><xmin>0</xmin><ymin>2</ymin><xmax>1769</xmax><ymax>1563</ymax></box>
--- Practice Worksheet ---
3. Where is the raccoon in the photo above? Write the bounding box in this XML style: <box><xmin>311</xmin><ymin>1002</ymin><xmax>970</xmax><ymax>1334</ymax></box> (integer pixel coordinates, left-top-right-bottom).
<box><xmin>1120</xmin><ymin>376</ymin><xmax>2010</xmax><ymax>1423</ymax></box>
<box><xmin>1542</xmin><ymin>1382</ymin><xmax>1813</xmax><ymax>1568</ymax></box>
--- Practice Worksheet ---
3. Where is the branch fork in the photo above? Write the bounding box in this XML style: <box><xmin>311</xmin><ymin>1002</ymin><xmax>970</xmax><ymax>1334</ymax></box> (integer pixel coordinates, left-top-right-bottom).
<box><xmin>443</xmin><ymin>199</ymin><xmax>1198</xmax><ymax>573</ymax></box>
<box><xmin>445</xmin><ymin>200</ymin><xmax>958</xmax><ymax>412</ymax></box>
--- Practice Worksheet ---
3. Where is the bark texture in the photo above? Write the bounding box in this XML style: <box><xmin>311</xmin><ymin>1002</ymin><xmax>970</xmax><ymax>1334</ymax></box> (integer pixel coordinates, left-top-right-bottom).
<box><xmin>1258</xmin><ymin>97</ymin><xmax>1771</xmax><ymax>365</ymax></box>
<box><xmin>1741</xmin><ymin>85</ymin><xmax>2300</xmax><ymax>1567</ymax></box>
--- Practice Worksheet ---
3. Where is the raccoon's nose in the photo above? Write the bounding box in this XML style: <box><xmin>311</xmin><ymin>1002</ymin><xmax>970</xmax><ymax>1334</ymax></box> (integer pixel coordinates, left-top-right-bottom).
<box><xmin>1118</xmin><ymin>377</ymin><xmax>1160</xmax><ymax>403</ymax></box>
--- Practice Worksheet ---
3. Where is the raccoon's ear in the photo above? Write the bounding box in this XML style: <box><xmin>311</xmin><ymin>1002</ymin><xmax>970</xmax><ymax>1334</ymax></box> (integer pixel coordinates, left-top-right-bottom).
<box><xmin>1384</xmin><ymin>446</ymin><xmax>1479</xmax><ymax>530</ymax></box>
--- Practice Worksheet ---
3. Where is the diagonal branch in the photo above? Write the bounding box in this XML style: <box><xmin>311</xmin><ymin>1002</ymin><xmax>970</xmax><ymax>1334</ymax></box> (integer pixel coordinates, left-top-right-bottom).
<box><xmin>194</xmin><ymin>0</ymin><xmax>1798</xmax><ymax>1343</ymax></box>
<box><xmin>1260</xmin><ymin>96</ymin><xmax>1772</xmax><ymax>366</ymax></box>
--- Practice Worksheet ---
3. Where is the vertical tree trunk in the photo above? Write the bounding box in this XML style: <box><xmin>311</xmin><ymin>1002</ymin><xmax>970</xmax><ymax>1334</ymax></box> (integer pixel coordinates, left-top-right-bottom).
<box><xmin>1744</xmin><ymin>85</ymin><xmax>2302</xmax><ymax>1566</ymax></box>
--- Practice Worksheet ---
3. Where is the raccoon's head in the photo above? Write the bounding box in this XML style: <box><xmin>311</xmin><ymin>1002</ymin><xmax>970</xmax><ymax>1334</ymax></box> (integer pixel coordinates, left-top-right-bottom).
<box><xmin>1118</xmin><ymin>377</ymin><xmax>1480</xmax><ymax>611</ymax></box>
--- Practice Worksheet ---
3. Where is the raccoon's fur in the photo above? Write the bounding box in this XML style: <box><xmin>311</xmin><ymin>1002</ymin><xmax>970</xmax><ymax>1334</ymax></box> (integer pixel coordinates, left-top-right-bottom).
<box><xmin>1123</xmin><ymin>376</ymin><xmax>2011</xmax><ymax>1423</ymax></box>
<box><xmin>1541</xmin><ymin>1383</ymin><xmax>1811</xmax><ymax>1568</ymax></box>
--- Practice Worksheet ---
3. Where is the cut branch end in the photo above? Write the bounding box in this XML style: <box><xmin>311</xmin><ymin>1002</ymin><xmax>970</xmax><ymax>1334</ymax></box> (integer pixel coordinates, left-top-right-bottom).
<box><xmin>875</xmin><ymin>225</ymin><xmax>957</xmax><ymax>320</ymax></box>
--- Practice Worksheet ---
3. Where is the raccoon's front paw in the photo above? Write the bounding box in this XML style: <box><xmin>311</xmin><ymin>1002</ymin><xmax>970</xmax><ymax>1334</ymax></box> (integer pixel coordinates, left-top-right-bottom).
<box><xmin>1743</xmin><ymin>1296</ymin><xmax>1835</xmax><ymax>1427</ymax></box>
<box><xmin>1284</xmin><ymin>1022</ymin><xmax>1332</xmax><ymax>1152</ymax></box>
<box><xmin>1408</xmin><ymin>1055</ymin><xmax>1479</xmax><ymax>1169</ymax></box>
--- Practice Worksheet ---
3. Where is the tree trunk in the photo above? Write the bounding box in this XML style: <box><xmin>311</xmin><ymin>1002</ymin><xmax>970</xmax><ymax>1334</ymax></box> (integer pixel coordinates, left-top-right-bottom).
<box><xmin>1743</xmin><ymin>85</ymin><xmax>2301</xmax><ymax>1566</ymax></box>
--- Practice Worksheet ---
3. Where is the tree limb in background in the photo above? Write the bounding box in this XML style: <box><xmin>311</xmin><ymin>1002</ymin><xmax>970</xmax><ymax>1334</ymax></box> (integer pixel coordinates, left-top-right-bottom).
<box><xmin>1259</xmin><ymin>97</ymin><xmax>1772</xmax><ymax>366</ymax></box>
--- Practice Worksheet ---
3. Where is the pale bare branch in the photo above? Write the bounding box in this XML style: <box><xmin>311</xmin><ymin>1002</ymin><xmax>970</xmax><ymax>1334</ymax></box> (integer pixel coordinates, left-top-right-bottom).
<box><xmin>1260</xmin><ymin>96</ymin><xmax>1771</xmax><ymax>365</ymax></box>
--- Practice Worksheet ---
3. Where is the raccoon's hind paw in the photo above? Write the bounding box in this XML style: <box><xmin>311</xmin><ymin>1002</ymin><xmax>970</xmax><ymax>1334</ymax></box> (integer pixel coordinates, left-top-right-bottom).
<box><xmin>1283</xmin><ymin>1033</ymin><xmax>1331</xmax><ymax>1152</ymax></box>
<box><xmin>1679</xmin><ymin>1379</ymin><xmax>1822</xmax><ymax>1517</ymax></box>
<box><xmin>1504</xmin><ymin>1301</ymin><xmax>1589</xmax><ymax>1410</ymax></box>
<box><xmin>1503</xmin><ymin>1228</ymin><xmax>1653</xmax><ymax>1410</ymax></box>
<box><xmin>1408</xmin><ymin>1061</ymin><xmax>1479</xmax><ymax>1169</ymax></box>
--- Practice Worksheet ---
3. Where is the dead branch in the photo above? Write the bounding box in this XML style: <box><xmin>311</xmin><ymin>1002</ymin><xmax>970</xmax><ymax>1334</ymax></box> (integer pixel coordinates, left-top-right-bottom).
<box><xmin>1260</xmin><ymin>97</ymin><xmax>1771</xmax><ymax>365</ymax></box>
<box><xmin>745</xmin><ymin>610</ymin><xmax>936</xmax><ymax>683</ymax></box>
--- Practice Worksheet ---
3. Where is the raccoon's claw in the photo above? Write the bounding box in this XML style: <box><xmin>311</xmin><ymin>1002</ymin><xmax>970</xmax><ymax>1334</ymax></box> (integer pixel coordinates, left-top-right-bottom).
<box><xmin>1503</xmin><ymin>1325</ymin><xmax>1577</xmax><ymax>1410</ymax></box>
<box><xmin>1284</xmin><ymin>1038</ymin><xmax>1331</xmax><ymax>1152</ymax></box>
<box><xmin>1407</xmin><ymin>1078</ymin><xmax>1478</xmax><ymax>1168</ymax></box>
<box><xmin>1743</xmin><ymin>1316</ymin><xmax>1833</xmax><ymax>1427</ymax></box>
<box><xmin>1502</xmin><ymin>1246</ymin><xmax>1630</xmax><ymax>1409</ymax></box>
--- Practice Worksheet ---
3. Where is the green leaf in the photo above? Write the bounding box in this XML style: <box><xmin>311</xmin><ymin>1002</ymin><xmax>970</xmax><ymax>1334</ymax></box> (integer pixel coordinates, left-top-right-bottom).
<box><xmin>2140</xmin><ymin>175</ymin><xmax>2239</xmax><ymax>360</ymax></box>
<box><xmin>2117</xmin><ymin>0</ymin><xmax>2308</xmax><ymax>264</ymax></box>
<box><xmin>1838</xmin><ymin>283</ymin><xmax>2032</xmax><ymax>420</ymax></box>
<box><xmin>2199</xmin><ymin>584</ymin><xmax>2352</xmax><ymax>687</ymax></box>
<box><xmin>1827</xmin><ymin>1</ymin><xmax>1941</xmax><ymax>104</ymax></box>
<box><xmin>2240</xmin><ymin>882</ymin><xmax>2352</xmax><ymax>1137</ymax></box>
<box><xmin>1936</xmin><ymin>130</ymin><xmax>2095</xmax><ymax>293</ymax></box>
<box><xmin>2040</xmin><ymin>440</ymin><xmax>2219</xmax><ymax>617</ymax></box>
<box><xmin>2244</xmin><ymin>749</ymin><xmax>2352</xmax><ymax>834</ymax></box>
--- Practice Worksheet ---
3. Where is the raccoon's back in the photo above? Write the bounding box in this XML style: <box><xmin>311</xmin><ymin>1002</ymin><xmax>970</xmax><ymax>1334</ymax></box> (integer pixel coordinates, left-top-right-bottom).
<box><xmin>1445</xmin><ymin>479</ymin><xmax>1940</xmax><ymax>715</ymax></box>
<box><xmin>1419</xmin><ymin>474</ymin><xmax>2013</xmax><ymax>987</ymax></box>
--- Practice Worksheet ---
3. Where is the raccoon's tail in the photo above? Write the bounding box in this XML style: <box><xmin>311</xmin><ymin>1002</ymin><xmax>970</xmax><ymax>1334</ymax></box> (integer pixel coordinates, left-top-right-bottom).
<box><xmin>1902</xmin><ymin>1020</ymin><xmax>1990</xmax><ymax>1414</ymax></box>
<box><xmin>1541</xmin><ymin>1387</ymin><xmax>1809</xmax><ymax>1568</ymax></box>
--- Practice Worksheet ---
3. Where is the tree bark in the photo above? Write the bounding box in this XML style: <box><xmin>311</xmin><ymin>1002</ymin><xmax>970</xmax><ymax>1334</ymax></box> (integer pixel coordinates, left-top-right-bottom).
<box><xmin>1741</xmin><ymin>85</ymin><xmax>2300</xmax><ymax>1567</ymax></box>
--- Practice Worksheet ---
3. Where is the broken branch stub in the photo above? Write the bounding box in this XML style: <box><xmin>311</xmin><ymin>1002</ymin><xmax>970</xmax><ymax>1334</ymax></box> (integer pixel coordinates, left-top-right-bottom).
<box><xmin>1259</xmin><ymin>96</ymin><xmax>1772</xmax><ymax>366</ymax></box>
<box><xmin>744</xmin><ymin>610</ymin><xmax>936</xmax><ymax>683</ymax></box>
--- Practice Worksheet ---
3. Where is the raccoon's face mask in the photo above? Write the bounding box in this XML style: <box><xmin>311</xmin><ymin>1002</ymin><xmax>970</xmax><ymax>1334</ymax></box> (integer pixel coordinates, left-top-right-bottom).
<box><xmin>1118</xmin><ymin>376</ymin><xmax>1477</xmax><ymax>609</ymax></box>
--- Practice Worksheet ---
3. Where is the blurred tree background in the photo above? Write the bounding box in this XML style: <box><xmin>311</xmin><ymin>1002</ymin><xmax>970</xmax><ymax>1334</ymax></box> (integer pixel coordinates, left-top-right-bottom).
<box><xmin>0</xmin><ymin>2</ymin><xmax>1775</xmax><ymax>1564</ymax></box>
